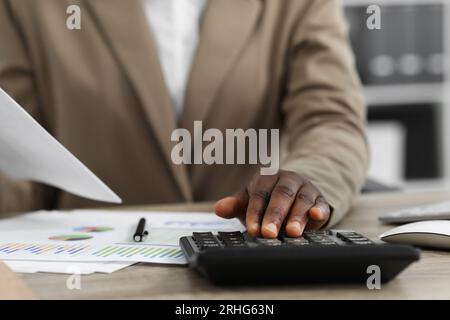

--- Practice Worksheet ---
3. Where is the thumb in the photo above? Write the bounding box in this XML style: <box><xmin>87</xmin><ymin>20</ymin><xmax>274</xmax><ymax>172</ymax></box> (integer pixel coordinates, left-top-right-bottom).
<box><xmin>214</xmin><ymin>189</ymin><xmax>248</xmax><ymax>220</ymax></box>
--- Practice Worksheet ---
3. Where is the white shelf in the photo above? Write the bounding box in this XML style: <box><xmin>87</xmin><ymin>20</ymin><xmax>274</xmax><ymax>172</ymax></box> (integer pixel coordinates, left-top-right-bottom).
<box><xmin>401</xmin><ymin>178</ymin><xmax>450</xmax><ymax>193</ymax></box>
<box><xmin>364</xmin><ymin>83</ymin><xmax>444</xmax><ymax>107</ymax></box>
<box><xmin>343</xmin><ymin>0</ymin><xmax>445</xmax><ymax>7</ymax></box>
<box><xmin>344</xmin><ymin>0</ymin><xmax>450</xmax><ymax>187</ymax></box>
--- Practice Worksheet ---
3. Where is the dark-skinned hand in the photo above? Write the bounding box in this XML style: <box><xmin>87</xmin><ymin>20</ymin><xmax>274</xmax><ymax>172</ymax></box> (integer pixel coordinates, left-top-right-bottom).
<box><xmin>214</xmin><ymin>170</ymin><xmax>331</xmax><ymax>238</ymax></box>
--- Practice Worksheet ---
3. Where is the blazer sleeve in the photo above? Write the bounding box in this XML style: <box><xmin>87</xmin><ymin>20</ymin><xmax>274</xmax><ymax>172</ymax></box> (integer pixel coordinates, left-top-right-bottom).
<box><xmin>280</xmin><ymin>0</ymin><xmax>369</xmax><ymax>227</ymax></box>
<box><xmin>0</xmin><ymin>0</ymin><xmax>57</xmax><ymax>214</ymax></box>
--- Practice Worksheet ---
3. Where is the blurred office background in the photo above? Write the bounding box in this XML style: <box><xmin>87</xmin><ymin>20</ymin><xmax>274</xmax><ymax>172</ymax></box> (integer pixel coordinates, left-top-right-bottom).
<box><xmin>343</xmin><ymin>0</ymin><xmax>450</xmax><ymax>191</ymax></box>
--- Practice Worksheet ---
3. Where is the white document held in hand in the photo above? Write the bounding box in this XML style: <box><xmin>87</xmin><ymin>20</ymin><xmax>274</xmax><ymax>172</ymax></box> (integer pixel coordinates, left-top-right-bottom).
<box><xmin>0</xmin><ymin>87</ymin><xmax>121</xmax><ymax>203</ymax></box>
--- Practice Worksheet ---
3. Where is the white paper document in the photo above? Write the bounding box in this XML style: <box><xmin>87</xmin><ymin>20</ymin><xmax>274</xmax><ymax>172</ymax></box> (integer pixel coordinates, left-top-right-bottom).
<box><xmin>0</xmin><ymin>87</ymin><xmax>121</xmax><ymax>203</ymax></box>
<box><xmin>0</xmin><ymin>210</ymin><xmax>244</xmax><ymax>267</ymax></box>
<box><xmin>4</xmin><ymin>260</ymin><xmax>133</xmax><ymax>275</ymax></box>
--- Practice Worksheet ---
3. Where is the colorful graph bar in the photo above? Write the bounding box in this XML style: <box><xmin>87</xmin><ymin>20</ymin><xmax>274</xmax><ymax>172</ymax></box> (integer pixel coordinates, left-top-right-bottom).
<box><xmin>0</xmin><ymin>242</ymin><xmax>186</xmax><ymax>264</ymax></box>
<box><xmin>92</xmin><ymin>245</ymin><xmax>184</xmax><ymax>260</ymax></box>
<box><xmin>0</xmin><ymin>243</ymin><xmax>91</xmax><ymax>256</ymax></box>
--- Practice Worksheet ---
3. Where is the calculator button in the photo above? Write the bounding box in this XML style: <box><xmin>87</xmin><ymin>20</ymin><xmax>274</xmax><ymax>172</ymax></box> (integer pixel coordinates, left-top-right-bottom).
<box><xmin>255</xmin><ymin>238</ymin><xmax>282</xmax><ymax>246</ymax></box>
<box><xmin>192</xmin><ymin>232</ymin><xmax>222</xmax><ymax>249</ymax></box>
<box><xmin>308</xmin><ymin>236</ymin><xmax>329</xmax><ymax>241</ymax></box>
<box><xmin>337</xmin><ymin>231</ymin><xmax>357</xmax><ymax>236</ymax></box>
<box><xmin>218</xmin><ymin>231</ymin><xmax>243</xmax><ymax>238</ymax></box>
<box><xmin>310</xmin><ymin>240</ymin><xmax>338</xmax><ymax>245</ymax></box>
<box><xmin>193</xmin><ymin>232</ymin><xmax>214</xmax><ymax>237</ymax></box>
<box><xmin>201</xmin><ymin>240</ymin><xmax>219</xmax><ymax>245</ymax></box>
<box><xmin>192</xmin><ymin>232</ymin><xmax>215</xmax><ymax>240</ymax></box>
<box><xmin>336</xmin><ymin>232</ymin><xmax>370</xmax><ymax>243</ymax></box>
<box><xmin>226</xmin><ymin>240</ymin><xmax>246</xmax><ymax>246</ymax></box>
<box><xmin>303</xmin><ymin>234</ymin><xmax>335</xmax><ymax>244</ymax></box>
<box><xmin>224</xmin><ymin>237</ymin><xmax>244</xmax><ymax>242</ymax></box>
<box><xmin>218</xmin><ymin>231</ymin><xmax>246</xmax><ymax>247</ymax></box>
<box><xmin>196</xmin><ymin>239</ymin><xmax>220</xmax><ymax>248</ymax></box>
<box><xmin>304</xmin><ymin>231</ymin><xmax>330</xmax><ymax>236</ymax></box>
<box><xmin>343</xmin><ymin>237</ymin><xmax>367</xmax><ymax>243</ymax></box>
<box><xmin>283</xmin><ymin>238</ymin><xmax>310</xmax><ymax>246</ymax></box>
<box><xmin>350</xmin><ymin>240</ymin><xmax>373</xmax><ymax>245</ymax></box>
<box><xmin>336</xmin><ymin>232</ymin><xmax>358</xmax><ymax>238</ymax></box>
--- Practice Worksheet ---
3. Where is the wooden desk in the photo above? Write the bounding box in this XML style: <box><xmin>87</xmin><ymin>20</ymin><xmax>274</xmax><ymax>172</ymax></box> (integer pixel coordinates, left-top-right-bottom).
<box><xmin>0</xmin><ymin>263</ymin><xmax>34</xmax><ymax>299</ymax></box>
<box><xmin>17</xmin><ymin>191</ymin><xmax>450</xmax><ymax>299</ymax></box>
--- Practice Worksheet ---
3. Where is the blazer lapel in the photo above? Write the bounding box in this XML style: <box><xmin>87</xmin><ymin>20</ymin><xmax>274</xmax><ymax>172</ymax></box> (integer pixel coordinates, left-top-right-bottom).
<box><xmin>180</xmin><ymin>0</ymin><xmax>263</xmax><ymax>128</ymax></box>
<box><xmin>85</xmin><ymin>0</ymin><xmax>192</xmax><ymax>200</ymax></box>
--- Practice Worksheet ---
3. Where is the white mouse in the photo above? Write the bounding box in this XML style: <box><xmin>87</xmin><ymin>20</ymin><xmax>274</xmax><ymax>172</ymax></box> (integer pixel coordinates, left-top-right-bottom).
<box><xmin>380</xmin><ymin>220</ymin><xmax>450</xmax><ymax>250</ymax></box>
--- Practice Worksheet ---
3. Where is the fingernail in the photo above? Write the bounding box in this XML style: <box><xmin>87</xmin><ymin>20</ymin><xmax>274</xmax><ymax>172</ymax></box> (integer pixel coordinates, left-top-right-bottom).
<box><xmin>289</xmin><ymin>222</ymin><xmax>301</xmax><ymax>232</ymax></box>
<box><xmin>265</xmin><ymin>223</ymin><xmax>278</xmax><ymax>235</ymax></box>
<box><xmin>313</xmin><ymin>207</ymin><xmax>325</xmax><ymax>219</ymax></box>
<box><xmin>251</xmin><ymin>223</ymin><xmax>260</xmax><ymax>233</ymax></box>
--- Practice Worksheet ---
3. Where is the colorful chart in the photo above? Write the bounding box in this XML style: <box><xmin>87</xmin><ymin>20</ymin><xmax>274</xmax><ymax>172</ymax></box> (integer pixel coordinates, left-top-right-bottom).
<box><xmin>72</xmin><ymin>226</ymin><xmax>114</xmax><ymax>233</ymax></box>
<box><xmin>0</xmin><ymin>243</ymin><xmax>91</xmax><ymax>255</ymax></box>
<box><xmin>49</xmin><ymin>234</ymin><xmax>93</xmax><ymax>241</ymax></box>
<box><xmin>92</xmin><ymin>244</ymin><xmax>184</xmax><ymax>260</ymax></box>
<box><xmin>0</xmin><ymin>242</ymin><xmax>186</xmax><ymax>264</ymax></box>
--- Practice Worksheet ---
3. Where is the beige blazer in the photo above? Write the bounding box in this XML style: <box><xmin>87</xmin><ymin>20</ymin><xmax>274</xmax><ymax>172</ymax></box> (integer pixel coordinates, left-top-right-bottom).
<box><xmin>0</xmin><ymin>0</ymin><xmax>368</xmax><ymax>226</ymax></box>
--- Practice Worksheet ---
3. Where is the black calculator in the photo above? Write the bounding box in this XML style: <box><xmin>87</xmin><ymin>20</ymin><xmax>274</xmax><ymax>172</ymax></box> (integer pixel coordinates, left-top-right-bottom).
<box><xmin>179</xmin><ymin>230</ymin><xmax>420</xmax><ymax>285</ymax></box>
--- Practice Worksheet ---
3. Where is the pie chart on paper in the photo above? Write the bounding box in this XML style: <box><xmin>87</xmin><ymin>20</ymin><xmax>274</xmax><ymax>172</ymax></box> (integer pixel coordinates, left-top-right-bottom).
<box><xmin>49</xmin><ymin>234</ymin><xmax>93</xmax><ymax>241</ymax></box>
<box><xmin>72</xmin><ymin>226</ymin><xmax>114</xmax><ymax>233</ymax></box>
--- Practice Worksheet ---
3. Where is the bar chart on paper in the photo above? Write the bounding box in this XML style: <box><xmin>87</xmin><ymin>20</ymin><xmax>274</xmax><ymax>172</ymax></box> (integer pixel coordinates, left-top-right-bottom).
<box><xmin>0</xmin><ymin>210</ymin><xmax>244</xmax><ymax>266</ymax></box>
<box><xmin>0</xmin><ymin>243</ymin><xmax>92</xmax><ymax>256</ymax></box>
<box><xmin>92</xmin><ymin>244</ymin><xmax>185</xmax><ymax>263</ymax></box>
<box><xmin>0</xmin><ymin>242</ymin><xmax>186</xmax><ymax>264</ymax></box>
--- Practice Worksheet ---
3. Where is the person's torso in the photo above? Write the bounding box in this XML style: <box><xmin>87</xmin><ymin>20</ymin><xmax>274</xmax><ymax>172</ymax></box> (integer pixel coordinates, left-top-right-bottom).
<box><xmin>7</xmin><ymin>0</ymin><xmax>312</xmax><ymax>209</ymax></box>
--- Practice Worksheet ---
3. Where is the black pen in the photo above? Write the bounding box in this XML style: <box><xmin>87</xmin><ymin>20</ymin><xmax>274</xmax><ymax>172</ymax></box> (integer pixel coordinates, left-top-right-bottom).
<box><xmin>133</xmin><ymin>217</ymin><xmax>149</xmax><ymax>242</ymax></box>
